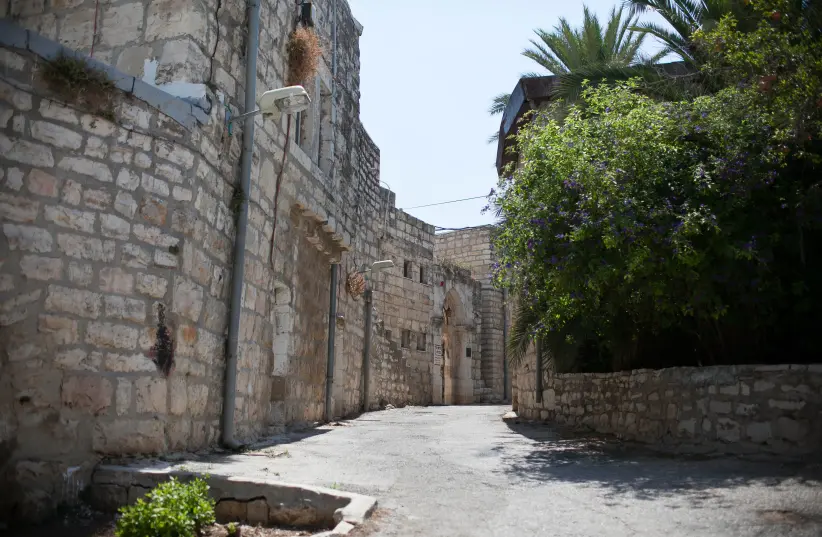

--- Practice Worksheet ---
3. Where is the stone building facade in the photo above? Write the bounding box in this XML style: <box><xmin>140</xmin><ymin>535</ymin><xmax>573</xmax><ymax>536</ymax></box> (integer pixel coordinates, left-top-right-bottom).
<box><xmin>435</xmin><ymin>226</ymin><xmax>508</xmax><ymax>402</ymax></box>
<box><xmin>0</xmin><ymin>0</ymin><xmax>507</xmax><ymax>522</ymax></box>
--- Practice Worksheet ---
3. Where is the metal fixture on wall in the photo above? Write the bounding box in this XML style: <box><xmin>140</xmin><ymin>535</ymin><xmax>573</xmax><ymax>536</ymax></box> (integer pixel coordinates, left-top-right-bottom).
<box><xmin>222</xmin><ymin>3</ymin><xmax>311</xmax><ymax>450</ymax></box>
<box><xmin>325</xmin><ymin>263</ymin><xmax>339</xmax><ymax>422</ymax></box>
<box><xmin>299</xmin><ymin>1</ymin><xmax>315</xmax><ymax>26</ymax></box>
<box><xmin>222</xmin><ymin>0</ymin><xmax>262</xmax><ymax>451</ymax></box>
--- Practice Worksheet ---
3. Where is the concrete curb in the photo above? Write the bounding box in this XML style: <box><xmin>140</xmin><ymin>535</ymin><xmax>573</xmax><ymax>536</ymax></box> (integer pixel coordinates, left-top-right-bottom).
<box><xmin>91</xmin><ymin>464</ymin><xmax>377</xmax><ymax>536</ymax></box>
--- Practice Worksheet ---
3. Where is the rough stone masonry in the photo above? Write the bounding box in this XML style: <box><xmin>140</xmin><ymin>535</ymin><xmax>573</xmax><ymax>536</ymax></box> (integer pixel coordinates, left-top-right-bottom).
<box><xmin>0</xmin><ymin>0</ymin><xmax>506</xmax><ymax>522</ymax></box>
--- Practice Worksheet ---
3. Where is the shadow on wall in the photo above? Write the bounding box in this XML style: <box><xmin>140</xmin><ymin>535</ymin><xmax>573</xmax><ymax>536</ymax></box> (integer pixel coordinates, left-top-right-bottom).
<box><xmin>499</xmin><ymin>421</ymin><xmax>822</xmax><ymax>510</ymax></box>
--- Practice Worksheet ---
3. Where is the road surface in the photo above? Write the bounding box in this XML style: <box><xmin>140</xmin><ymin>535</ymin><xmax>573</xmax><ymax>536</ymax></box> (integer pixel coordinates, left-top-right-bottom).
<box><xmin>183</xmin><ymin>405</ymin><xmax>822</xmax><ymax>536</ymax></box>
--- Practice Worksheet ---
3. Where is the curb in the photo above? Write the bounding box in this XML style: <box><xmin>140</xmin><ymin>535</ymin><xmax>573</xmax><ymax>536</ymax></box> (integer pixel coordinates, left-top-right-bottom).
<box><xmin>91</xmin><ymin>464</ymin><xmax>377</xmax><ymax>536</ymax></box>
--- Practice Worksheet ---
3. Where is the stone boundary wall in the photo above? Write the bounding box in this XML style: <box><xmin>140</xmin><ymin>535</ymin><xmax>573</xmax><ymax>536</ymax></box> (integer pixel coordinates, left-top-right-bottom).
<box><xmin>513</xmin><ymin>356</ymin><xmax>822</xmax><ymax>456</ymax></box>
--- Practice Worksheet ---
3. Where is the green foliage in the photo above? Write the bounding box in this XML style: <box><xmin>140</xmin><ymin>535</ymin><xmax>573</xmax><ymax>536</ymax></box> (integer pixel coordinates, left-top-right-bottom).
<box><xmin>488</xmin><ymin>4</ymin><xmax>654</xmax><ymax>141</ymax></box>
<box><xmin>115</xmin><ymin>477</ymin><xmax>216</xmax><ymax>537</ymax></box>
<box><xmin>227</xmin><ymin>522</ymin><xmax>239</xmax><ymax>537</ymax></box>
<box><xmin>492</xmin><ymin>0</ymin><xmax>822</xmax><ymax>371</ymax></box>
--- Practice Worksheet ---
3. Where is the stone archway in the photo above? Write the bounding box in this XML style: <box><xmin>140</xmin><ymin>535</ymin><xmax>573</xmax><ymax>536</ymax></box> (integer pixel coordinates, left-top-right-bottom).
<box><xmin>442</xmin><ymin>289</ymin><xmax>473</xmax><ymax>404</ymax></box>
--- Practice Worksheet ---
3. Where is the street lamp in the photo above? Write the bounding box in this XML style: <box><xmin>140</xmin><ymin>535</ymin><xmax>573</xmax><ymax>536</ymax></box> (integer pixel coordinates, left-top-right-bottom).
<box><xmin>359</xmin><ymin>260</ymin><xmax>394</xmax><ymax>284</ymax></box>
<box><xmin>228</xmin><ymin>86</ymin><xmax>312</xmax><ymax>124</ymax></box>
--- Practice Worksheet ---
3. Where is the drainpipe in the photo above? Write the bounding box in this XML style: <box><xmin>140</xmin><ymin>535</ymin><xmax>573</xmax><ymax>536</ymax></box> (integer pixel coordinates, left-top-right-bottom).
<box><xmin>502</xmin><ymin>289</ymin><xmax>509</xmax><ymax>402</ymax></box>
<box><xmin>361</xmin><ymin>288</ymin><xmax>372</xmax><ymax>412</ymax></box>
<box><xmin>222</xmin><ymin>0</ymin><xmax>261</xmax><ymax>449</ymax></box>
<box><xmin>325</xmin><ymin>263</ymin><xmax>339</xmax><ymax>422</ymax></box>
<box><xmin>330</xmin><ymin>0</ymin><xmax>338</xmax><ymax>180</ymax></box>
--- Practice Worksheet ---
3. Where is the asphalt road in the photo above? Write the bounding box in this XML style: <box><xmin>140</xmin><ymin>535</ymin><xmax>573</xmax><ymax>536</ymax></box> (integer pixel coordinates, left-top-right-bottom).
<box><xmin>190</xmin><ymin>405</ymin><xmax>822</xmax><ymax>537</ymax></box>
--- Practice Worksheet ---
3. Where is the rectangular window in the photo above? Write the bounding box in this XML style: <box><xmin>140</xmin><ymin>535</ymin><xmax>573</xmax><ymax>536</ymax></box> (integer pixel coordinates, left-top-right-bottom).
<box><xmin>419</xmin><ymin>266</ymin><xmax>426</xmax><ymax>284</ymax></box>
<box><xmin>401</xmin><ymin>329</ymin><xmax>411</xmax><ymax>349</ymax></box>
<box><xmin>417</xmin><ymin>333</ymin><xmax>427</xmax><ymax>351</ymax></box>
<box><xmin>465</xmin><ymin>347</ymin><xmax>472</xmax><ymax>358</ymax></box>
<box><xmin>403</xmin><ymin>260</ymin><xmax>411</xmax><ymax>278</ymax></box>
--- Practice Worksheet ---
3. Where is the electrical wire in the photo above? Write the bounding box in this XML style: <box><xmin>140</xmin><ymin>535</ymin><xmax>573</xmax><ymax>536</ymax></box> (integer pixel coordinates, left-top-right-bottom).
<box><xmin>401</xmin><ymin>195</ymin><xmax>488</xmax><ymax>211</ymax></box>
<box><xmin>90</xmin><ymin>0</ymin><xmax>100</xmax><ymax>57</ymax></box>
<box><xmin>270</xmin><ymin>114</ymin><xmax>293</xmax><ymax>268</ymax></box>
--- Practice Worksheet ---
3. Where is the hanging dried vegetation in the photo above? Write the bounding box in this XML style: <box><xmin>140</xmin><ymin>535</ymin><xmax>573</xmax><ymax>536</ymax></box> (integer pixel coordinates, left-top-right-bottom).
<box><xmin>286</xmin><ymin>26</ymin><xmax>322</xmax><ymax>86</ymax></box>
<box><xmin>346</xmin><ymin>271</ymin><xmax>366</xmax><ymax>299</ymax></box>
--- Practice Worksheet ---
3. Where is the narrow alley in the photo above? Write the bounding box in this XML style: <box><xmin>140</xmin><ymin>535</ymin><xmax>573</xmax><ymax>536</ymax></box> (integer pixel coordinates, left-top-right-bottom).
<box><xmin>146</xmin><ymin>406</ymin><xmax>822</xmax><ymax>537</ymax></box>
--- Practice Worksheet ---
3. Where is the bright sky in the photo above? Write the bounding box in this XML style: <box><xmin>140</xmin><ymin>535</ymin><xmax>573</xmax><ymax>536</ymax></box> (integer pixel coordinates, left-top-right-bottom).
<box><xmin>346</xmin><ymin>0</ymin><xmax>666</xmax><ymax>230</ymax></box>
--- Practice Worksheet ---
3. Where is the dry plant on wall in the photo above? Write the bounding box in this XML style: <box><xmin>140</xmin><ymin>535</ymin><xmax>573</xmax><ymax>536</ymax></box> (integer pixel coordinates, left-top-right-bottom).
<box><xmin>39</xmin><ymin>55</ymin><xmax>117</xmax><ymax>120</ymax></box>
<box><xmin>270</xmin><ymin>25</ymin><xmax>322</xmax><ymax>268</ymax></box>
<box><xmin>287</xmin><ymin>26</ymin><xmax>322</xmax><ymax>86</ymax></box>
<box><xmin>346</xmin><ymin>271</ymin><xmax>366</xmax><ymax>299</ymax></box>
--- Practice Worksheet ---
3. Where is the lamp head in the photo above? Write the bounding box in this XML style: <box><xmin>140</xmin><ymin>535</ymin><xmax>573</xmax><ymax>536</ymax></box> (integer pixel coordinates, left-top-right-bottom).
<box><xmin>259</xmin><ymin>86</ymin><xmax>311</xmax><ymax>120</ymax></box>
<box><xmin>370</xmin><ymin>260</ymin><xmax>395</xmax><ymax>273</ymax></box>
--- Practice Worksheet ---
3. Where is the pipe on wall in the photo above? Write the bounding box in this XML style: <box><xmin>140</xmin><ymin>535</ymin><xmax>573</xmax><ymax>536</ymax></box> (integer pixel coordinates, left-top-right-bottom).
<box><xmin>325</xmin><ymin>263</ymin><xmax>339</xmax><ymax>422</ymax></box>
<box><xmin>361</xmin><ymin>288</ymin><xmax>373</xmax><ymax>411</ymax></box>
<box><xmin>221</xmin><ymin>0</ymin><xmax>262</xmax><ymax>449</ymax></box>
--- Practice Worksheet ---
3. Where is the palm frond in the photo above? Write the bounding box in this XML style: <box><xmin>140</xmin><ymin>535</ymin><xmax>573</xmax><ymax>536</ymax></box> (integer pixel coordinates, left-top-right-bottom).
<box><xmin>507</xmin><ymin>300</ymin><xmax>540</xmax><ymax>370</ymax></box>
<box><xmin>488</xmin><ymin>92</ymin><xmax>511</xmax><ymax>115</ymax></box>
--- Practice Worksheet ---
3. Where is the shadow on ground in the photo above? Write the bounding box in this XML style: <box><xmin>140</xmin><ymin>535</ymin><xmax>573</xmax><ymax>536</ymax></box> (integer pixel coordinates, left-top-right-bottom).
<box><xmin>499</xmin><ymin>420</ymin><xmax>822</xmax><ymax>511</ymax></box>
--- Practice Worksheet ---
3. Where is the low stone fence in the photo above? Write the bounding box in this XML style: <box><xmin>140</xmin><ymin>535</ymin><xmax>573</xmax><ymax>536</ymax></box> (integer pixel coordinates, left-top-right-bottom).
<box><xmin>513</xmin><ymin>362</ymin><xmax>822</xmax><ymax>456</ymax></box>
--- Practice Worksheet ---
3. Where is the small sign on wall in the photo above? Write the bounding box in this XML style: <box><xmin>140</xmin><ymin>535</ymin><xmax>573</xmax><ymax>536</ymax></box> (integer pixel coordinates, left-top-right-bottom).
<box><xmin>434</xmin><ymin>344</ymin><xmax>443</xmax><ymax>366</ymax></box>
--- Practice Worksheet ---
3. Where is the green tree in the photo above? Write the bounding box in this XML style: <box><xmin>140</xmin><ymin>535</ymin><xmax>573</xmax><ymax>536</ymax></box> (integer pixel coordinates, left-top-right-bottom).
<box><xmin>494</xmin><ymin>0</ymin><xmax>822</xmax><ymax>372</ymax></box>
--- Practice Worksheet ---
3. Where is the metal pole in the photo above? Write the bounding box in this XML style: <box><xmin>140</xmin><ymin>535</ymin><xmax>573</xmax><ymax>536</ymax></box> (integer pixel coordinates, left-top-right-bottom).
<box><xmin>502</xmin><ymin>289</ymin><xmax>510</xmax><ymax>402</ymax></box>
<box><xmin>222</xmin><ymin>0</ymin><xmax>261</xmax><ymax>450</ymax></box>
<box><xmin>361</xmin><ymin>288</ymin><xmax>373</xmax><ymax>412</ymax></box>
<box><xmin>535</xmin><ymin>338</ymin><xmax>543</xmax><ymax>404</ymax></box>
<box><xmin>325</xmin><ymin>263</ymin><xmax>339</xmax><ymax>422</ymax></box>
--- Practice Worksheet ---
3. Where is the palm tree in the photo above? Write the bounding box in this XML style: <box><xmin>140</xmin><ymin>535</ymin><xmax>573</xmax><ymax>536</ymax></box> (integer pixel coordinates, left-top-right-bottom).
<box><xmin>488</xmin><ymin>5</ymin><xmax>658</xmax><ymax>141</ymax></box>
<box><xmin>624</xmin><ymin>0</ymin><xmax>751</xmax><ymax>65</ymax></box>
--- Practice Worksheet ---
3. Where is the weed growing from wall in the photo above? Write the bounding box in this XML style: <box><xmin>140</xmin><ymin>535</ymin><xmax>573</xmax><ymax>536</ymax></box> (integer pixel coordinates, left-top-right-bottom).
<box><xmin>149</xmin><ymin>303</ymin><xmax>175</xmax><ymax>377</ymax></box>
<box><xmin>39</xmin><ymin>55</ymin><xmax>117</xmax><ymax>120</ymax></box>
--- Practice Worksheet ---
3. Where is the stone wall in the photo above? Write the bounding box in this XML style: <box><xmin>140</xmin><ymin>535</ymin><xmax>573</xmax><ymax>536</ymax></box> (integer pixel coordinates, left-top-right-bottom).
<box><xmin>435</xmin><ymin>226</ymin><xmax>506</xmax><ymax>402</ymax></box>
<box><xmin>435</xmin><ymin>226</ymin><xmax>494</xmax><ymax>284</ymax></box>
<box><xmin>0</xmin><ymin>37</ymin><xmax>238</xmax><ymax>520</ymax></box>
<box><xmin>0</xmin><ymin>2</ymin><xmax>496</xmax><ymax>521</ymax></box>
<box><xmin>368</xmin><ymin>205</ymin><xmax>436</xmax><ymax>408</ymax></box>
<box><xmin>513</xmin><ymin>352</ymin><xmax>822</xmax><ymax>456</ymax></box>
<box><xmin>430</xmin><ymin>265</ymin><xmax>483</xmax><ymax>404</ymax></box>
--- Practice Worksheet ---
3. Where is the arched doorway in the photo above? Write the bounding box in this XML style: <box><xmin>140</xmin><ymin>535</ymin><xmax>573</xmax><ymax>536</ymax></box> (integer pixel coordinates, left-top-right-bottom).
<box><xmin>442</xmin><ymin>289</ymin><xmax>473</xmax><ymax>404</ymax></box>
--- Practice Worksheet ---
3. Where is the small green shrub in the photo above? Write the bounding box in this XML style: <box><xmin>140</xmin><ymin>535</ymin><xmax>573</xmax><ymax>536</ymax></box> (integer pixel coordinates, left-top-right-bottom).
<box><xmin>226</xmin><ymin>522</ymin><xmax>239</xmax><ymax>537</ymax></box>
<box><xmin>115</xmin><ymin>477</ymin><xmax>216</xmax><ymax>537</ymax></box>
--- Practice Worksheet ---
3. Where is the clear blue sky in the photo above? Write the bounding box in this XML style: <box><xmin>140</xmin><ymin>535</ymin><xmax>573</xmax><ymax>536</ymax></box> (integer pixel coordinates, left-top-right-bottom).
<box><xmin>346</xmin><ymin>0</ymin><xmax>666</xmax><ymax>230</ymax></box>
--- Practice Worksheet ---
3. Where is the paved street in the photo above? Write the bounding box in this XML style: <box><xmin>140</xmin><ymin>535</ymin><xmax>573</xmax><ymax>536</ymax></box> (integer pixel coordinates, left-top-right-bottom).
<box><xmin>181</xmin><ymin>405</ymin><xmax>822</xmax><ymax>537</ymax></box>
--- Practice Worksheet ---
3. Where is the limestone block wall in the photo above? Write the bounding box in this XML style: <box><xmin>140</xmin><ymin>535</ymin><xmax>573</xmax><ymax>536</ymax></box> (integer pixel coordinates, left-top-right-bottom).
<box><xmin>0</xmin><ymin>0</ymin><xmax>495</xmax><ymax>522</ymax></box>
<box><xmin>429</xmin><ymin>266</ymin><xmax>482</xmax><ymax>404</ymax></box>
<box><xmin>434</xmin><ymin>226</ymin><xmax>495</xmax><ymax>283</ymax></box>
<box><xmin>0</xmin><ymin>43</ymin><xmax>234</xmax><ymax>518</ymax></box>
<box><xmin>6</xmin><ymin>0</ymin><xmax>235</xmax><ymax>107</ymax></box>
<box><xmin>434</xmin><ymin>226</ymin><xmax>506</xmax><ymax>402</ymax></box>
<box><xmin>369</xmin><ymin>206</ymin><xmax>436</xmax><ymax>408</ymax></box>
<box><xmin>513</xmin><ymin>353</ymin><xmax>822</xmax><ymax>456</ymax></box>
